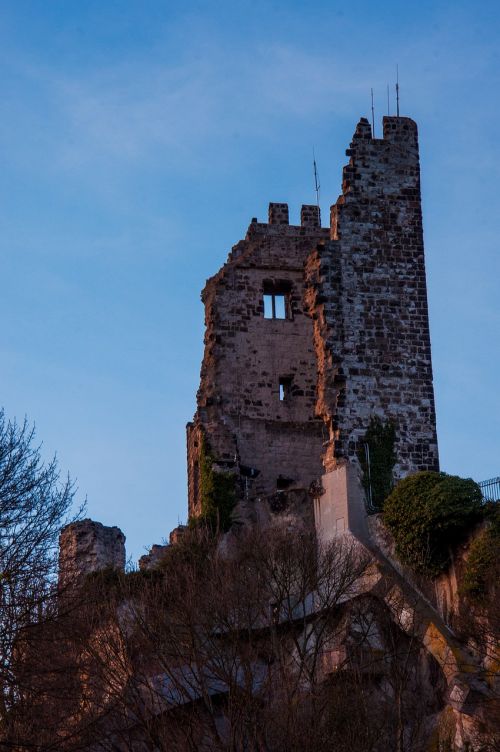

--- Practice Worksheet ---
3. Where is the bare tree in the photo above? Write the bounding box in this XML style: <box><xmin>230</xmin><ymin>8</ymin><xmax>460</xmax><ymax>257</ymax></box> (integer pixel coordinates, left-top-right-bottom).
<box><xmin>10</xmin><ymin>519</ymin><xmax>470</xmax><ymax>751</ymax></box>
<box><xmin>49</xmin><ymin>525</ymin><xmax>446</xmax><ymax>752</ymax></box>
<box><xmin>0</xmin><ymin>409</ymin><xmax>80</xmax><ymax>745</ymax></box>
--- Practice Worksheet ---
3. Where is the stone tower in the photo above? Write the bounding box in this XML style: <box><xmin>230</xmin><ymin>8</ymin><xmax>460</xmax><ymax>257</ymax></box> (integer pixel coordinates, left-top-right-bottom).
<box><xmin>308</xmin><ymin>116</ymin><xmax>439</xmax><ymax>478</ymax></box>
<box><xmin>187</xmin><ymin>115</ymin><xmax>439</xmax><ymax>527</ymax></box>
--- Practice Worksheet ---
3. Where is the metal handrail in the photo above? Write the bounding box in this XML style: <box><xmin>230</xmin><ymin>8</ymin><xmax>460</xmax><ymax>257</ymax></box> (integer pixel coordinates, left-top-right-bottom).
<box><xmin>478</xmin><ymin>477</ymin><xmax>500</xmax><ymax>503</ymax></box>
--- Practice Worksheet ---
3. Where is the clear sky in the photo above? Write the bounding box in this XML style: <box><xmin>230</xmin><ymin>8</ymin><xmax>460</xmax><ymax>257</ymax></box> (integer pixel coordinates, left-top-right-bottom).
<box><xmin>1</xmin><ymin>0</ymin><xmax>499</xmax><ymax>563</ymax></box>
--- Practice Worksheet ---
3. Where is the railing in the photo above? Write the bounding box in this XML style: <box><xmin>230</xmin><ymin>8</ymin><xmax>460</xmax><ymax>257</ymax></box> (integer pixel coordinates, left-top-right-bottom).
<box><xmin>479</xmin><ymin>477</ymin><xmax>500</xmax><ymax>503</ymax></box>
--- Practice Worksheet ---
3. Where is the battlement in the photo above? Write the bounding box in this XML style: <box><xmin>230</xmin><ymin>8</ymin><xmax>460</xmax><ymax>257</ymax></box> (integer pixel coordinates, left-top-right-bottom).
<box><xmin>268</xmin><ymin>202</ymin><xmax>289</xmax><ymax>225</ymax></box>
<box><xmin>300</xmin><ymin>204</ymin><xmax>321</xmax><ymax>228</ymax></box>
<box><xmin>267</xmin><ymin>202</ymin><xmax>321</xmax><ymax>229</ymax></box>
<box><xmin>248</xmin><ymin>203</ymin><xmax>324</xmax><ymax>233</ymax></box>
<box><xmin>339</xmin><ymin>116</ymin><xmax>421</xmax><ymax>205</ymax></box>
<box><xmin>349</xmin><ymin>115</ymin><xmax>418</xmax><ymax>145</ymax></box>
<box><xmin>383</xmin><ymin>115</ymin><xmax>418</xmax><ymax>143</ymax></box>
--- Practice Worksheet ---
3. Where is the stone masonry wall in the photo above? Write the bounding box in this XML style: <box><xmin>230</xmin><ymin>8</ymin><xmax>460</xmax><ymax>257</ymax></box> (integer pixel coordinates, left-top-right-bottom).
<box><xmin>187</xmin><ymin>204</ymin><xmax>329</xmax><ymax>518</ymax></box>
<box><xmin>59</xmin><ymin>519</ymin><xmax>126</xmax><ymax>590</ymax></box>
<box><xmin>307</xmin><ymin>116</ymin><xmax>439</xmax><ymax>478</ymax></box>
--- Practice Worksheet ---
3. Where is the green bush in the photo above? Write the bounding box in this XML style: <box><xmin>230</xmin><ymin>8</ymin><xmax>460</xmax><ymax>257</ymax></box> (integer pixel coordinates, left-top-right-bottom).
<box><xmin>460</xmin><ymin>506</ymin><xmax>500</xmax><ymax>602</ymax></box>
<box><xmin>382</xmin><ymin>472</ymin><xmax>483</xmax><ymax>577</ymax></box>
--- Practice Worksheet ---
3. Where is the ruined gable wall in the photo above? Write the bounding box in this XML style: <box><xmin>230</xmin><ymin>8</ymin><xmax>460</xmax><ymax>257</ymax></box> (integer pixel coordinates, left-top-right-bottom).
<box><xmin>309</xmin><ymin>116</ymin><xmax>439</xmax><ymax>477</ymax></box>
<box><xmin>187</xmin><ymin>205</ymin><xmax>329</xmax><ymax>518</ymax></box>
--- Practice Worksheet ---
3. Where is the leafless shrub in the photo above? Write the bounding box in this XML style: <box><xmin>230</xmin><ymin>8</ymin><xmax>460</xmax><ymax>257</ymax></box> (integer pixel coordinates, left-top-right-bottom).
<box><xmin>0</xmin><ymin>409</ymin><xmax>81</xmax><ymax>746</ymax></box>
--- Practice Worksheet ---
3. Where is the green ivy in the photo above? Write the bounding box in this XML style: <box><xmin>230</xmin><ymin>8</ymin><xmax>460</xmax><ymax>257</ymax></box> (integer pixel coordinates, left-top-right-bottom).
<box><xmin>195</xmin><ymin>434</ymin><xmax>236</xmax><ymax>533</ymax></box>
<box><xmin>357</xmin><ymin>416</ymin><xmax>396</xmax><ymax>510</ymax></box>
<box><xmin>383</xmin><ymin>472</ymin><xmax>483</xmax><ymax>577</ymax></box>
<box><xmin>460</xmin><ymin>505</ymin><xmax>500</xmax><ymax>602</ymax></box>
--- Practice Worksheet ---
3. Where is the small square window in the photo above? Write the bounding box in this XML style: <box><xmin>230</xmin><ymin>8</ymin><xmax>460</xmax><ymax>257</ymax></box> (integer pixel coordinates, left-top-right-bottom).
<box><xmin>279</xmin><ymin>376</ymin><xmax>293</xmax><ymax>401</ymax></box>
<box><xmin>262</xmin><ymin>280</ymin><xmax>291</xmax><ymax>319</ymax></box>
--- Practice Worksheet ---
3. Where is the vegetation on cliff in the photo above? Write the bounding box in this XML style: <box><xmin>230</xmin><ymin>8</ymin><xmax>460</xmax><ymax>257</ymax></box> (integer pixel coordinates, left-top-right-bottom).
<box><xmin>460</xmin><ymin>504</ymin><xmax>500</xmax><ymax>602</ymax></box>
<box><xmin>383</xmin><ymin>471</ymin><xmax>483</xmax><ymax>577</ymax></box>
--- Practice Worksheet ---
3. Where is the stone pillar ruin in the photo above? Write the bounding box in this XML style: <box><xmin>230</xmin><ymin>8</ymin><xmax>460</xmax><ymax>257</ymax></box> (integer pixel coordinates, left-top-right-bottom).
<box><xmin>58</xmin><ymin>519</ymin><xmax>126</xmax><ymax>591</ymax></box>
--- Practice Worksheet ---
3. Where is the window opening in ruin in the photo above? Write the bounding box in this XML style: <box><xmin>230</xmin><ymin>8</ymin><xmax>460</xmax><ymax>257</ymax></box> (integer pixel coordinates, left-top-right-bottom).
<box><xmin>279</xmin><ymin>377</ymin><xmax>293</xmax><ymax>401</ymax></box>
<box><xmin>264</xmin><ymin>293</ymin><xmax>287</xmax><ymax>319</ymax></box>
<box><xmin>276</xmin><ymin>475</ymin><xmax>293</xmax><ymax>491</ymax></box>
<box><xmin>263</xmin><ymin>294</ymin><xmax>274</xmax><ymax>318</ymax></box>
<box><xmin>262</xmin><ymin>280</ymin><xmax>291</xmax><ymax>319</ymax></box>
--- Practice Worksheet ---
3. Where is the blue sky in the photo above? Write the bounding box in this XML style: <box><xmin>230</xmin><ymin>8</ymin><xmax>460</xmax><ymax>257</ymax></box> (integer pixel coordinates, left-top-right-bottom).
<box><xmin>1</xmin><ymin>1</ymin><xmax>499</xmax><ymax>563</ymax></box>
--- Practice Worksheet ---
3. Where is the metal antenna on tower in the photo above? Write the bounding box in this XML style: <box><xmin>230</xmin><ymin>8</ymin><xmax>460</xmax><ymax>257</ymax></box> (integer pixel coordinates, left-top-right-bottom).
<box><xmin>387</xmin><ymin>84</ymin><xmax>390</xmax><ymax>116</ymax></box>
<box><xmin>396</xmin><ymin>64</ymin><xmax>400</xmax><ymax>117</ymax></box>
<box><xmin>371</xmin><ymin>88</ymin><xmax>375</xmax><ymax>137</ymax></box>
<box><xmin>313</xmin><ymin>148</ymin><xmax>320</xmax><ymax>208</ymax></box>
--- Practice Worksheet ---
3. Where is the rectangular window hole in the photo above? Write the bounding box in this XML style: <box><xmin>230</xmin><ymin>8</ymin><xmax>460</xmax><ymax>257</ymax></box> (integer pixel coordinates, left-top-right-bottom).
<box><xmin>274</xmin><ymin>295</ymin><xmax>286</xmax><ymax>319</ymax></box>
<box><xmin>263</xmin><ymin>294</ymin><xmax>274</xmax><ymax>319</ymax></box>
<box><xmin>264</xmin><ymin>293</ymin><xmax>287</xmax><ymax>319</ymax></box>
<box><xmin>277</xmin><ymin>475</ymin><xmax>294</xmax><ymax>490</ymax></box>
<box><xmin>262</xmin><ymin>280</ymin><xmax>292</xmax><ymax>319</ymax></box>
<box><xmin>279</xmin><ymin>376</ymin><xmax>293</xmax><ymax>401</ymax></box>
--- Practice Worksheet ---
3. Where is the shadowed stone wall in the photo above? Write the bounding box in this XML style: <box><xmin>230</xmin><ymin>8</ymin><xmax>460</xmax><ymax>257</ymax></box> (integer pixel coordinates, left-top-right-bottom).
<box><xmin>307</xmin><ymin>116</ymin><xmax>439</xmax><ymax>479</ymax></box>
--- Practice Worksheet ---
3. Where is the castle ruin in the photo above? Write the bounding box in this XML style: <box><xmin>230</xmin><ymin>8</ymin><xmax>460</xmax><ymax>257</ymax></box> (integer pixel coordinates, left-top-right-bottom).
<box><xmin>51</xmin><ymin>115</ymin><xmax>497</xmax><ymax>752</ymax></box>
<box><xmin>59</xmin><ymin>115</ymin><xmax>441</xmax><ymax>579</ymax></box>
<box><xmin>187</xmin><ymin>115</ymin><xmax>439</xmax><ymax>536</ymax></box>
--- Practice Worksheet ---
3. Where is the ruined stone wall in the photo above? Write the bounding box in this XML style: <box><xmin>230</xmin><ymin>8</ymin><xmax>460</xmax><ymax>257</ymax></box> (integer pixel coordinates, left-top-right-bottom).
<box><xmin>187</xmin><ymin>204</ymin><xmax>329</xmax><ymax>518</ymax></box>
<box><xmin>307</xmin><ymin>116</ymin><xmax>439</xmax><ymax>478</ymax></box>
<box><xmin>58</xmin><ymin>519</ymin><xmax>126</xmax><ymax>590</ymax></box>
